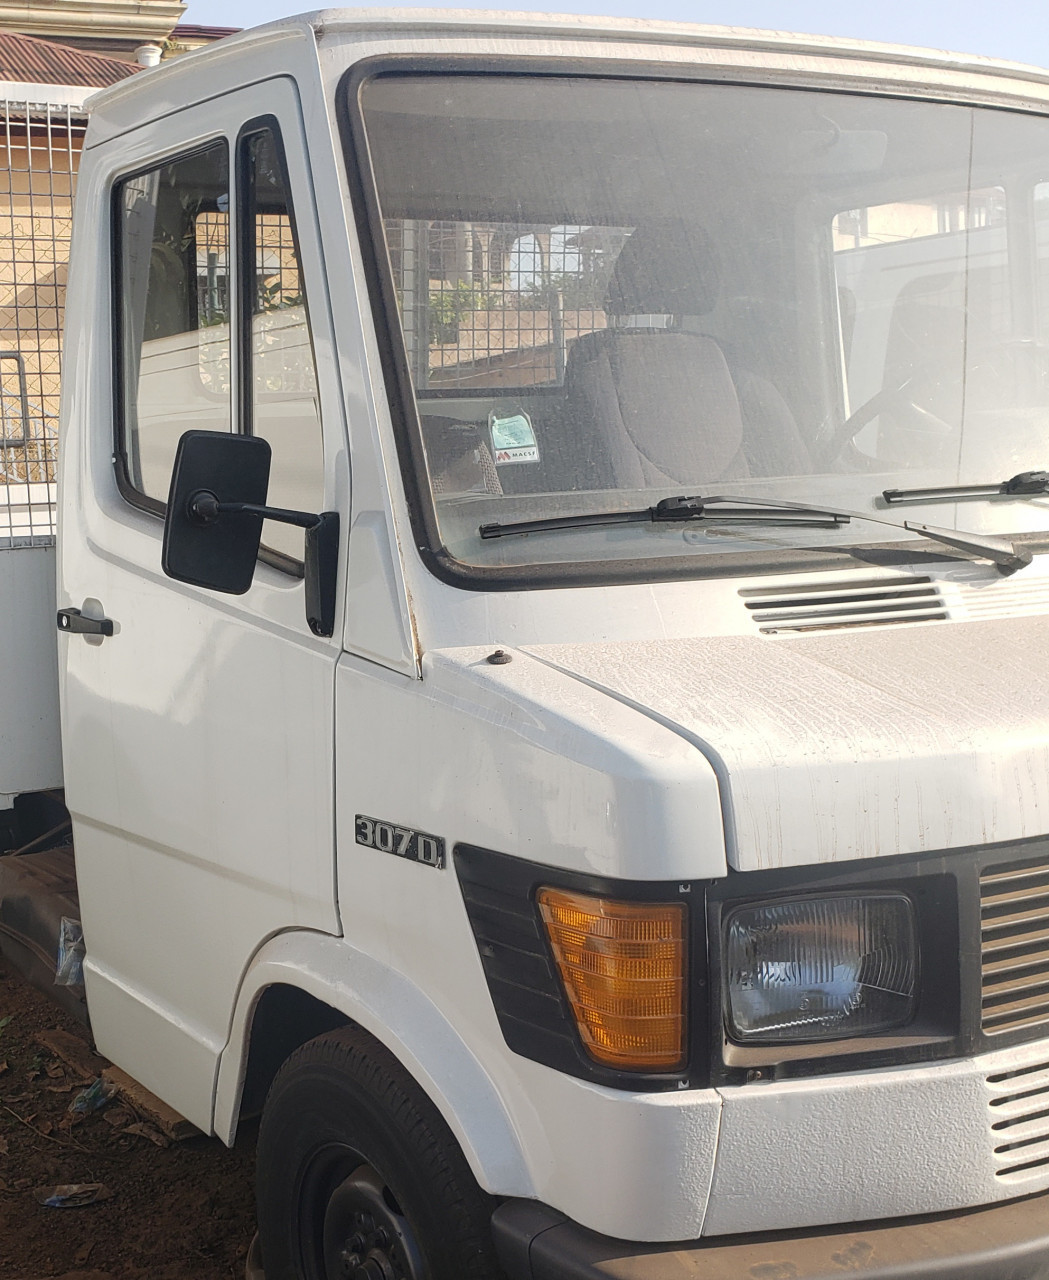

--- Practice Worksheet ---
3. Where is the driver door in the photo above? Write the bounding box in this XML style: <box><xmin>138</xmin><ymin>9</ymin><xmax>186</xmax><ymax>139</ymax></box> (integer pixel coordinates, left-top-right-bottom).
<box><xmin>59</xmin><ymin>79</ymin><xmax>344</xmax><ymax>1129</ymax></box>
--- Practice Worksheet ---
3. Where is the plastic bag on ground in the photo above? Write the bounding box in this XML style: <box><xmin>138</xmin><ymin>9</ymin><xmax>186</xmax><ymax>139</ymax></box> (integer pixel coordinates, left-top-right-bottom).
<box><xmin>68</xmin><ymin>1076</ymin><xmax>117</xmax><ymax>1116</ymax></box>
<box><xmin>34</xmin><ymin>1182</ymin><xmax>113</xmax><ymax>1207</ymax></box>
<box><xmin>55</xmin><ymin>917</ymin><xmax>85</xmax><ymax>986</ymax></box>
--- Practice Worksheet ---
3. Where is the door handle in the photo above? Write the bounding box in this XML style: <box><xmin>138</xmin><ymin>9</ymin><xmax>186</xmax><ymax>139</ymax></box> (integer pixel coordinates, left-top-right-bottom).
<box><xmin>57</xmin><ymin>607</ymin><xmax>114</xmax><ymax>638</ymax></box>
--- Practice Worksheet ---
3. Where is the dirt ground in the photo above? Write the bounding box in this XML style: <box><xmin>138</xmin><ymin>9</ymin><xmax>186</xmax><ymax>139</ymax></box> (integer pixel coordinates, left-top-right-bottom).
<box><xmin>0</xmin><ymin>955</ymin><xmax>257</xmax><ymax>1280</ymax></box>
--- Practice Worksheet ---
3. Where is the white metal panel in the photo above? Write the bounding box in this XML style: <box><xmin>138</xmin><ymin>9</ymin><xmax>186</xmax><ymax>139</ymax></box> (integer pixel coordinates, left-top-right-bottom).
<box><xmin>214</xmin><ymin>929</ymin><xmax>535</xmax><ymax>1189</ymax></box>
<box><xmin>0</xmin><ymin>543</ymin><xmax>61</xmax><ymax>804</ymax></box>
<box><xmin>324</xmin><ymin>648</ymin><xmax>725</xmax><ymax>1238</ymax></box>
<box><xmin>706</xmin><ymin>1035</ymin><xmax>1049</xmax><ymax>1235</ymax></box>
<box><xmin>337</xmin><ymin>646</ymin><xmax>726</xmax><ymax>881</ymax></box>
<box><xmin>310</xmin><ymin>9</ymin><xmax>1049</xmax><ymax>116</ymax></box>
<box><xmin>214</xmin><ymin>932</ymin><xmax>724</xmax><ymax>1241</ymax></box>
<box><xmin>0</xmin><ymin>89</ymin><xmax>80</xmax><ymax>806</ymax></box>
<box><xmin>58</xmin><ymin>73</ymin><xmax>346</xmax><ymax>1129</ymax></box>
<box><xmin>521</xmin><ymin>612</ymin><xmax>1049</xmax><ymax>870</ymax></box>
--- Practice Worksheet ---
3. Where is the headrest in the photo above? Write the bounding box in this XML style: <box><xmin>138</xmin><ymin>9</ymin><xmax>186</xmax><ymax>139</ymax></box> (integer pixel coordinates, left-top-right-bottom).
<box><xmin>605</xmin><ymin>224</ymin><xmax>719</xmax><ymax>318</ymax></box>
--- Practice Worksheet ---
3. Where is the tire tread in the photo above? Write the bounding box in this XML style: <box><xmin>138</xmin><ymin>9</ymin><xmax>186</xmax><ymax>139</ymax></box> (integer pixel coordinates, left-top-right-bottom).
<box><xmin>257</xmin><ymin>1024</ymin><xmax>505</xmax><ymax>1280</ymax></box>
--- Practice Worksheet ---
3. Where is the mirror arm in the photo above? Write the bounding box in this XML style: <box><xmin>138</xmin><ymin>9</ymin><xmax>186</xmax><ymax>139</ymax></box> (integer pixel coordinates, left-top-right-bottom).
<box><xmin>188</xmin><ymin>489</ymin><xmax>319</xmax><ymax>530</ymax></box>
<box><xmin>186</xmin><ymin>488</ymin><xmax>339</xmax><ymax>638</ymax></box>
<box><xmin>221</xmin><ymin>502</ymin><xmax>319</xmax><ymax>530</ymax></box>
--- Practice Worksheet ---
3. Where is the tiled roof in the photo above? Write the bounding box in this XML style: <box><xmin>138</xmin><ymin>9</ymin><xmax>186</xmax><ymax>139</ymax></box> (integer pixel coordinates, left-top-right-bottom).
<box><xmin>0</xmin><ymin>30</ymin><xmax>138</xmax><ymax>88</ymax></box>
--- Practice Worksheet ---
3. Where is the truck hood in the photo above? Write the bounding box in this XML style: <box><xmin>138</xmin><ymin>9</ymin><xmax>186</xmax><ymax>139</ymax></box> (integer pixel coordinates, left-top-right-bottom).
<box><xmin>523</xmin><ymin>616</ymin><xmax>1049</xmax><ymax>871</ymax></box>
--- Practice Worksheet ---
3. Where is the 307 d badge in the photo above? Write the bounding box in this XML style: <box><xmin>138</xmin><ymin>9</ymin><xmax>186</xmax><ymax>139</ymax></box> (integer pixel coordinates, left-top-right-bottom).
<box><xmin>354</xmin><ymin>815</ymin><xmax>446</xmax><ymax>868</ymax></box>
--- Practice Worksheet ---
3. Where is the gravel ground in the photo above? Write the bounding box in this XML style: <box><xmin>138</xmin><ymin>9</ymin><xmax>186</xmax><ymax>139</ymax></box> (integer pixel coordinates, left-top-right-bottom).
<box><xmin>0</xmin><ymin>955</ymin><xmax>257</xmax><ymax>1280</ymax></box>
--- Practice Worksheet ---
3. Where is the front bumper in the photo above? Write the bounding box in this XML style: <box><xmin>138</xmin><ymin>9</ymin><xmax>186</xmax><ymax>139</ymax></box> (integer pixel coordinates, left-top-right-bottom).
<box><xmin>492</xmin><ymin>1191</ymin><xmax>1049</xmax><ymax>1280</ymax></box>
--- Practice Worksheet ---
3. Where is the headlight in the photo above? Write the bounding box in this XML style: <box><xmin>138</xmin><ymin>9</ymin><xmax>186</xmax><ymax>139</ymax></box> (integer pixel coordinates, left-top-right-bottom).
<box><xmin>724</xmin><ymin>894</ymin><xmax>917</xmax><ymax>1043</ymax></box>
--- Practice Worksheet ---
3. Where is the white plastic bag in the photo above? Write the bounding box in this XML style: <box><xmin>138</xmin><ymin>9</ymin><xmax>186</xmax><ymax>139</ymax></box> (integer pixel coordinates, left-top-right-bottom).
<box><xmin>55</xmin><ymin>916</ymin><xmax>84</xmax><ymax>986</ymax></box>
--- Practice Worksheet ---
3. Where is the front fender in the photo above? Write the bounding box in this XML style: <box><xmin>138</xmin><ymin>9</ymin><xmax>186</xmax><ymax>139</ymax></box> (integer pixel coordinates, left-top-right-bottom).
<box><xmin>213</xmin><ymin>928</ymin><xmax>535</xmax><ymax>1196</ymax></box>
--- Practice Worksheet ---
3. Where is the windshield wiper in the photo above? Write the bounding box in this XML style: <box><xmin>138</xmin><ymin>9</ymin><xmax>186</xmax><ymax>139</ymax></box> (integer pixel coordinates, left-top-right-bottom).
<box><xmin>479</xmin><ymin>494</ymin><xmax>850</xmax><ymax>540</ymax></box>
<box><xmin>883</xmin><ymin>470</ymin><xmax>1049</xmax><ymax>505</ymax></box>
<box><xmin>897</xmin><ymin>521</ymin><xmax>1031</xmax><ymax>574</ymax></box>
<box><xmin>479</xmin><ymin>492</ymin><xmax>1033</xmax><ymax>574</ymax></box>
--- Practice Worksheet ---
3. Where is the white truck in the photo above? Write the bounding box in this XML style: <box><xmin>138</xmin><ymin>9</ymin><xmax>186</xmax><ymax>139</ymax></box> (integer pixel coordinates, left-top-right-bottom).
<box><xmin>4</xmin><ymin>9</ymin><xmax>1049</xmax><ymax>1278</ymax></box>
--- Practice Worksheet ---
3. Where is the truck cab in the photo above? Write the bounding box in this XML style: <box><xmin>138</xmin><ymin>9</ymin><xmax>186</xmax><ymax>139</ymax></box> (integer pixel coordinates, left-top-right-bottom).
<box><xmin>4</xmin><ymin>9</ymin><xmax>1049</xmax><ymax>1279</ymax></box>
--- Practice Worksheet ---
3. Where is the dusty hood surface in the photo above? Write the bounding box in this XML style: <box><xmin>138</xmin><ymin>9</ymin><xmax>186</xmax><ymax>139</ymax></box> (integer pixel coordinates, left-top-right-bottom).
<box><xmin>524</xmin><ymin>616</ymin><xmax>1049</xmax><ymax>870</ymax></box>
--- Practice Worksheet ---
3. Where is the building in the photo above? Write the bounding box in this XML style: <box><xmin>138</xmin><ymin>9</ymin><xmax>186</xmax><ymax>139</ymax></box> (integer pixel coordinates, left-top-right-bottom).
<box><xmin>0</xmin><ymin>7</ymin><xmax>236</xmax><ymax>538</ymax></box>
<box><xmin>0</xmin><ymin>1</ymin><xmax>183</xmax><ymax>63</ymax></box>
<box><xmin>0</xmin><ymin>2</ymin><xmax>235</xmax><ymax>63</ymax></box>
<box><xmin>166</xmin><ymin>23</ymin><xmax>240</xmax><ymax>59</ymax></box>
<box><xmin>0</xmin><ymin>32</ymin><xmax>140</xmax><ymax>536</ymax></box>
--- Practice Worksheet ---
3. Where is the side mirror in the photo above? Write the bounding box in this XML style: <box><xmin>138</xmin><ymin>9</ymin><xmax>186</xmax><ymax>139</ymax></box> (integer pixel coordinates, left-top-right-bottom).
<box><xmin>163</xmin><ymin>430</ymin><xmax>270</xmax><ymax>595</ymax></box>
<box><xmin>162</xmin><ymin>429</ymin><xmax>339</xmax><ymax>637</ymax></box>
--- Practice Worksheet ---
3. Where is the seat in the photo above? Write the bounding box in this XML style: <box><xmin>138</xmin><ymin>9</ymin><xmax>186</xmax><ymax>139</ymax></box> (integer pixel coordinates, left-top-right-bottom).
<box><xmin>732</xmin><ymin>367</ymin><xmax>813</xmax><ymax>477</ymax></box>
<box><xmin>563</xmin><ymin>223</ymin><xmax>812</xmax><ymax>488</ymax></box>
<box><xmin>563</xmin><ymin>224</ymin><xmax>750</xmax><ymax>490</ymax></box>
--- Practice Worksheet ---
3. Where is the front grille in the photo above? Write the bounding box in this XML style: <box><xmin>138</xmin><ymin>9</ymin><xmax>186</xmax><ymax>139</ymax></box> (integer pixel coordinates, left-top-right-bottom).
<box><xmin>981</xmin><ymin>859</ymin><xmax>1049</xmax><ymax>1037</ymax></box>
<box><xmin>740</xmin><ymin>575</ymin><xmax>947</xmax><ymax>634</ymax></box>
<box><xmin>987</xmin><ymin>1058</ymin><xmax>1049</xmax><ymax>1181</ymax></box>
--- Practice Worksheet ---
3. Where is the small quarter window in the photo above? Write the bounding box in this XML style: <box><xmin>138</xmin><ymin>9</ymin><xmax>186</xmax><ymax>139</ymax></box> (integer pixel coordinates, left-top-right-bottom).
<box><xmin>242</xmin><ymin>127</ymin><xmax>323</xmax><ymax>563</ymax></box>
<box><xmin>117</xmin><ymin>143</ymin><xmax>231</xmax><ymax>506</ymax></box>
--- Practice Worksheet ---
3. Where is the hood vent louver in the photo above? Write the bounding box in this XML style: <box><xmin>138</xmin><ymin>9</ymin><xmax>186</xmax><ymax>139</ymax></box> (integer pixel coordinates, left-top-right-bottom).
<box><xmin>741</xmin><ymin>576</ymin><xmax>947</xmax><ymax>634</ymax></box>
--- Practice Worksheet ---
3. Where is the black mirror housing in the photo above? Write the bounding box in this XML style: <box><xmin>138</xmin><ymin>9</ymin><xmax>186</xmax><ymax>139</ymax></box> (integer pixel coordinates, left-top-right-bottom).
<box><xmin>163</xmin><ymin>430</ymin><xmax>272</xmax><ymax>595</ymax></box>
<box><xmin>304</xmin><ymin>512</ymin><xmax>339</xmax><ymax>638</ymax></box>
<box><xmin>162</xmin><ymin>429</ymin><xmax>340</xmax><ymax>636</ymax></box>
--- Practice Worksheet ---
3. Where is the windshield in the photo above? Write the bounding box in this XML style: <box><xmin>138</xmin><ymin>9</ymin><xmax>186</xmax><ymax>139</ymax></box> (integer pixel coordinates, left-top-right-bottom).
<box><xmin>353</xmin><ymin>72</ymin><xmax>1049</xmax><ymax>583</ymax></box>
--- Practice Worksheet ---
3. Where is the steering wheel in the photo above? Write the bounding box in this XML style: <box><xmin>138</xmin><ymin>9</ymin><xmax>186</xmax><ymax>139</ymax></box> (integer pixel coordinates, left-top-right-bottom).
<box><xmin>822</xmin><ymin>377</ymin><xmax>956</xmax><ymax>466</ymax></box>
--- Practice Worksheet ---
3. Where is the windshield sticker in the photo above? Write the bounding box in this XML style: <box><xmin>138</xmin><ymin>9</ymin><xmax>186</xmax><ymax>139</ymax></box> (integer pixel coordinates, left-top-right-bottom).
<box><xmin>490</xmin><ymin>411</ymin><xmax>539</xmax><ymax>465</ymax></box>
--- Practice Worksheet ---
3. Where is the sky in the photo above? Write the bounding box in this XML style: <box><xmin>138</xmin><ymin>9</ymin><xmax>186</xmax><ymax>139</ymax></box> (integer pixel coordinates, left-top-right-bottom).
<box><xmin>181</xmin><ymin>0</ymin><xmax>1049</xmax><ymax>71</ymax></box>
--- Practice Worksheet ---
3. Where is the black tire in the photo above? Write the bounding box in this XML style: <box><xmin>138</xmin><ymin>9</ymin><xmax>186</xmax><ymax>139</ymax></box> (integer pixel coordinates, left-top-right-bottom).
<box><xmin>255</xmin><ymin>1024</ymin><xmax>506</xmax><ymax>1280</ymax></box>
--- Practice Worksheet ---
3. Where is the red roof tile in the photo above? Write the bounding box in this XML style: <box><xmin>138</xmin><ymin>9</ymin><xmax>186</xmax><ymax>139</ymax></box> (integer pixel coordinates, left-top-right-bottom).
<box><xmin>0</xmin><ymin>30</ymin><xmax>139</xmax><ymax>88</ymax></box>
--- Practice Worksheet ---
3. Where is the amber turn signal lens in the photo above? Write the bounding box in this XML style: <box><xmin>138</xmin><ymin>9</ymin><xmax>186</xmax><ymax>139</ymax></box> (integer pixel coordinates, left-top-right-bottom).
<box><xmin>536</xmin><ymin>887</ymin><xmax>687</xmax><ymax>1071</ymax></box>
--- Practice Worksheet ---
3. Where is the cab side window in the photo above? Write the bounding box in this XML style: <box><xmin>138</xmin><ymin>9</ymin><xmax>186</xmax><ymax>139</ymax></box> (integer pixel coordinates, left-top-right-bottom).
<box><xmin>831</xmin><ymin>187</ymin><xmax>1009</xmax><ymax>461</ymax></box>
<box><xmin>115</xmin><ymin>126</ymin><xmax>323</xmax><ymax>571</ymax></box>
<box><xmin>242</xmin><ymin>126</ymin><xmax>323</xmax><ymax>564</ymax></box>
<box><xmin>117</xmin><ymin>144</ymin><xmax>231</xmax><ymax>507</ymax></box>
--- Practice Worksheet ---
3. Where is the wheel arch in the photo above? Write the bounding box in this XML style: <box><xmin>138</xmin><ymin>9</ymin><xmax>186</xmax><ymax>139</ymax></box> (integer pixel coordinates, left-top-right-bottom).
<box><xmin>237</xmin><ymin>983</ymin><xmax>350</xmax><ymax>1121</ymax></box>
<box><xmin>213</xmin><ymin>929</ymin><xmax>535</xmax><ymax>1198</ymax></box>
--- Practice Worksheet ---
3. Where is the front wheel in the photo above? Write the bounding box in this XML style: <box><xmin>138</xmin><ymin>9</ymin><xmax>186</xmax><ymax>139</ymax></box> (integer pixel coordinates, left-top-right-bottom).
<box><xmin>255</xmin><ymin>1025</ymin><xmax>505</xmax><ymax>1280</ymax></box>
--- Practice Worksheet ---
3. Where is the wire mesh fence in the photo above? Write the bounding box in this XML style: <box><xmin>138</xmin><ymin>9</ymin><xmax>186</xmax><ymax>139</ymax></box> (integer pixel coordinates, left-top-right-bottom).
<box><xmin>0</xmin><ymin>96</ymin><xmax>85</xmax><ymax>544</ymax></box>
<box><xmin>384</xmin><ymin>219</ymin><xmax>632</xmax><ymax>393</ymax></box>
